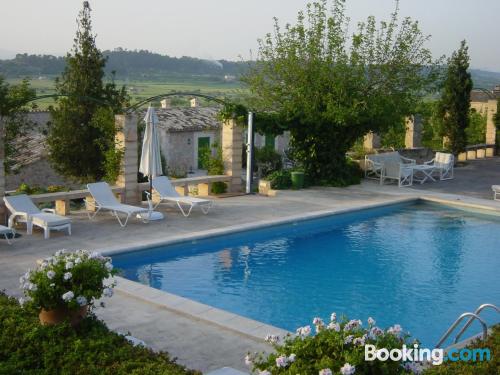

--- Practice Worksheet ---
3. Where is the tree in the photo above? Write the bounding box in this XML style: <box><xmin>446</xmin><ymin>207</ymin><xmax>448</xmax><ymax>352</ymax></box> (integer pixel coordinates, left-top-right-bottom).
<box><xmin>438</xmin><ymin>40</ymin><xmax>473</xmax><ymax>155</ymax></box>
<box><xmin>47</xmin><ymin>1</ymin><xmax>128</xmax><ymax>182</ymax></box>
<box><xmin>243</xmin><ymin>0</ymin><xmax>438</xmax><ymax>185</ymax></box>
<box><xmin>0</xmin><ymin>76</ymin><xmax>36</xmax><ymax>173</ymax></box>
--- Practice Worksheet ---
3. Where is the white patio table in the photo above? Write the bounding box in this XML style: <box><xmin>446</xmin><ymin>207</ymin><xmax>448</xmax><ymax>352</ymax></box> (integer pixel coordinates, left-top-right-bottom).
<box><xmin>411</xmin><ymin>164</ymin><xmax>436</xmax><ymax>184</ymax></box>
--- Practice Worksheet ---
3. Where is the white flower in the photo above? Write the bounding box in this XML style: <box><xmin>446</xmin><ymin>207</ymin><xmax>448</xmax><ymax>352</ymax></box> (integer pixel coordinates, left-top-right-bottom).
<box><xmin>368</xmin><ymin>317</ymin><xmax>375</xmax><ymax>326</ymax></box>
<box><xmin>103</xmin><ymin>287</ymin><xmax>114</xmax><ymax>298</ymax></box>
<box><xmin>46</xmin><ymin>270</ymin><xmax>56</xmax><ymax>279</ymax></box>
<box><xmin>62</xmin><ymin>291</ymin><xmax>74</xmax><ymax>302</ymax></box>
<box><xmin>344</xmin><ymin>319</ymin><xmax>362</xmax><ymax>332</ymax></box>
<box><xmin>387</xmin><ymin>324</ymin><xmax>402</xmax><ymax>336</ymax></box>
<box><xmin>63</xmin><ymin>272</ymin><xmax>72</xmax><ymax>281</ymax></box>
<box><xmin>18</xmin><ymin>297</ymin><xmax>29</xmax><ymax>306</ymax></box>
<box><xmin>369</xmin><ymin>326</ymin><xmax>384</xmax><ymax>339</ymax></box>
<box><xmin>328</xmin><ymin>322</ymin><xmax>340</xmax><ymax>331</ymax></box>
<box><xmin>353</xmin><ymin>336</ymin><xmax>365</xmax><ymax>346</ymax></box>
<box><xmin>288</xmin><ymin>353</ymin><xmax>296</xmax><ymax>363</ymax></box>
<box><xmin>344</xmin><ymin>335</ymin><xmax>354</xmax><ymax>344</ymax></box>
<box><xmin>296</xmin><ymin>325</ymin><xmax>311</xmax><ymax>337</ymax></box>
<box><xmin>258</xmin><ymin>371</ymin><xmax>271</xmax><ymax>375</ymax></box>
<box><xmin>28</xmin><ymin>283</ymin><xmax>37</xmax><ymax>291</ymax></box>
<box><xmin>39</xmin><ymin>261</ymin><xmax>49</xmax><ymax>270</ymax></box>
<box><xmin>105</xmin><ymin>262</ymin><xmax>113</xmax><ymax>271</ymax></box>
<box><xmin>244</xmin><ymin>354</ymin><xmax>253</xmax><ymax>366</ymax></box>
<box><xmin>74</xmin><ymin>257</ymin><xmax>82</xmax><ymax>264</ymax></box>
<box><xmin>50</xmin><ymin>283</ymin><xmax>55</xmax><ymax>287</ymax></box>
<box><xmin>76</xmin><ymin>296</ymin><xmax>88</xmax><ymax>306</ymax></box>
<box><xmin>330</xmin><ymin>312</ymin><xmax>337</xmax><ymax>322</ymax></box>
<box><xmin>340</xmin><ymin>363</ymin><xmax>356</xmax><ymax>375</ymax></box>
<box><xmin>55</xmin><ymin>249</ymin><xmax>66</xmax><ymax>257</ymax></box>
<box><xmin>275</xmin><ymin>355</ymin><xmax>288</xmax><ymax>368</ymax></box>
<box><xmin>264</xmin><ymin>334</ymin><xmax>280</xmax><ymax>344</ymax></box>
<box><xmin>90</xmin><ymin>251</ymin><xmax>101</xmax><ymax>259</ymax></box>
<box><xmin>65</xmin><ymin>262</ymin><xmax>74</xmax><ymax>270</ymax></box>
<box><xmin>319</xmin><ymin>369</ymin><xmax>332</xmax><ymax>375</ymax></box>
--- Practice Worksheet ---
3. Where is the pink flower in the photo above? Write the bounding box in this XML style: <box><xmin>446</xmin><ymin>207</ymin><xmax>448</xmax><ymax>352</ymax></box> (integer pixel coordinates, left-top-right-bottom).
<box><xmin>296</xmin><ymin>325</ymin><xmax>311</xmax><ymax>337</ymax></box>
<box><xmin>275</xmin><ymin>355</ymin><xmax>288</xmax><ymax>368</ymax></box>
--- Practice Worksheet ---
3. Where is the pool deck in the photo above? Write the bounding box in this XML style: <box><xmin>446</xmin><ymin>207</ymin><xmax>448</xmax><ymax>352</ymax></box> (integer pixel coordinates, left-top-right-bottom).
<box><xmin>2</xmin><ymin>160</ymin><xmax>500</xmax><ymax>373</ymax></box>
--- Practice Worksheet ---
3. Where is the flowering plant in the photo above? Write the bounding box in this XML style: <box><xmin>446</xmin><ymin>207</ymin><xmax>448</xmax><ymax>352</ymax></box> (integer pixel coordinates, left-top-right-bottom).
<box><xmin>246</xmin><ymin>314</ymin><xmax>422</xmax><ymax>375</ymax></box>
<box><xmin>20</xmin><ymin>250</ymin><xmax>117</xmax><ymax>311</ymax></box>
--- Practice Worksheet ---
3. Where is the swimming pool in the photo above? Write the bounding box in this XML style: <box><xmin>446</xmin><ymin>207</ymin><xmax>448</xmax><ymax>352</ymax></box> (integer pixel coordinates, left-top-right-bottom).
<box><xmin>113</xmin><ymin>201</ymin><xmax>500</xmax><ymax>346</ymax></box>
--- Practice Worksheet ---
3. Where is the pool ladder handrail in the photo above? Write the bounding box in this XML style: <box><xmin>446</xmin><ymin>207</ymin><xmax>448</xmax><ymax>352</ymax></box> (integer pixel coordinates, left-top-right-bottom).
<box><xmin>453</xmin><ymin>304</ymin><xmax>500</xmax><ymax>343</ymax></box>
<box><xmin>435</xmin><ymin>303</ymin><xmax>499</xmax><ymax>348</ymax></box>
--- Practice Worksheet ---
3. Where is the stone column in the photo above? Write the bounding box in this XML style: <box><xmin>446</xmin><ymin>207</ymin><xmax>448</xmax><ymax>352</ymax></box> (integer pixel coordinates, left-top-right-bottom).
<box><xmin>115</xmin><ymin>114</ymin><xmax>140</xmax><ymax>204</ymax></box>
<box><xmin>486</xmin><ymin>99</ymin><xmax>497</xmax><ymax>146</ymax></box>
<box><xmin>222</xmin><ymin>119</ymin><xmax>243</xmax><ymax>193</ymax></box>
<box><xmin>405</xmin><ymin>115</ymin><xmax>423</xmax><ymax>149</ymax></box>
<box><xmin>0</xmin><ymin>117</ymin><xmax>6</xmax><ymax>225</ymax></box>
<box><xmin>363</xmin><ymin>132</ymin><xmax>381</xmax><ymax>151</ymax></box>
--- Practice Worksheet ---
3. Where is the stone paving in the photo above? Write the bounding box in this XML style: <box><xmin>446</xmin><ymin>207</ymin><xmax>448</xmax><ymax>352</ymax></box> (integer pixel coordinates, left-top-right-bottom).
<box><xmin>1</xmin><ymin>159</ymin><xmax>500</xmax><ymax>372</ymax></box>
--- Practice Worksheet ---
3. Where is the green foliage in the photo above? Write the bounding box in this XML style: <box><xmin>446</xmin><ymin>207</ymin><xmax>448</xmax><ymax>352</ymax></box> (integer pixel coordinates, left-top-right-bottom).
<box><xmin>255</xmin><ymin>146</ymin><xmax>283</xmax><ymax>177</ymax></box>
<box><xmin>199</xmin><ymin>143</ymin><xmax>227</xmax><ymax>194</ymax></box>
<box><xmin>14</xmin><ymin>183</ymin><xmax>68</xmax><ymax>195</ymax></box>
<box><xmin>380</xmin><ymin>118</ymin><xmax>406</xmax><ymax>149</ymax></box>
<box><xmin>0</xmin><ymin>292</ymin><xmax>198</xmax><ymax>375</ymax></box>
<box><xmin>267</xmin><ymin>170</ymin><xmax>292</xmax><ymax>190</ymax></box>
<box><xmin>438</xmin><ymin>40</ymin><xmax>473</xmax><ymax>154</ymax></box>
<box><xmin>466</xmin><ymin>109</ymin><xmax>487</xmax><ymax>145</ymax></box>
<box><xmin>47</xmin><ymin>3</ymin><xmax>129</xmax><ymax>183</ymax></box>
<box><xmin>243</xmin><ymin>0</ymin><xmax>439</xmax><ymax>186</ymax></box>
<box><xmin>0</xmin><ymin>76</ymin><xmax>37</xmax><ymax>173</ymax></box>
<box><xmin>423</xmin><ymin>325</ymin><xmax>499</xmax><ymax>375</ymax></box>
<box><xmin>20</xmin><ymin>250</ymin><xmax>117</xmax><ymax>311</ymax></box>
<box><xmin>249</xmin><ymin>316</ymin><xmax>417</xmax><ymax>375</ymax></box>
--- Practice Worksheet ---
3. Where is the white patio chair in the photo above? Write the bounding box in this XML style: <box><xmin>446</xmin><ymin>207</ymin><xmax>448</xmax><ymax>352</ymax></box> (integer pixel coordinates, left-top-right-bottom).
<box><xmin>366</xmin><ymin>151</ymin><xmax>415</xmax><ymax>185</ymax></box>
<box><xmin>364</xmin><ymin>154</ymin><xmax>384</xmax><ymax>181</ymax></box>
<box><xmin>0</xmin><ymin>225</ymin><xmax>15</xmax><ymax>244</ymax></box>
<box><xmin>85</xmin><ymin>182</ymin><xmax>151</xmax><ymax>227</ymax></box>
<box><xmin>149</xmin><ymin>176</ymin><xmax>213</xmax><ymax>217</ymax></box>
<box><xmin>3</xmin><ymin>195</ymin><xmax>71</xmax><ymax>239</ymax></box>
<box><xmin>380</xmin><ymin>161</ymin><xmax>414</xmax><ymax>187</ymax></box>
<box><xmin>425</xmin><ymin>152</ymin><xmax>454</xmax><ymax>180</ymax></box>
<box><xmin>492</xmin><ymin>185</ymin><xmax>500</xmax><ymax>201</ymax></box>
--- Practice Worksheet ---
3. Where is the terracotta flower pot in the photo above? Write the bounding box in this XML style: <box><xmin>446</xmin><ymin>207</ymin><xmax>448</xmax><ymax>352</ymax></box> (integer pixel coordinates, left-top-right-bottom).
<box><xmin>39</xmin><ymin>305</ymin><xmax>88</xmax><ymax>326</ymax></box>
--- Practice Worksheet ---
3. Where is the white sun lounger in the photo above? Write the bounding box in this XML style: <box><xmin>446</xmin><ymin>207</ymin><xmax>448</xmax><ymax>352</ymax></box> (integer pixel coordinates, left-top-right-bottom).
<box><xmin>0</xmin><ymin>225</ymin><xmax>15</xmax><ymax>244</ymax></box>
<box><xmin>86</xmin><ymin>182</ymin><xmax>151</xmax><ymax>227</ymax></box>
<box><xmin>3</xmin><ymin>195</ymin><xmax>71</xmax><ymax>239</ymax></box>
<box><xmin>149</xmin><ymin>176</ymin><xmax>213</xmax><ymax>217</ymax></box>
<box><xmin>492</xmin><ymin>185</ymin><xmax>500</xmax><ymax>201</ymax></box>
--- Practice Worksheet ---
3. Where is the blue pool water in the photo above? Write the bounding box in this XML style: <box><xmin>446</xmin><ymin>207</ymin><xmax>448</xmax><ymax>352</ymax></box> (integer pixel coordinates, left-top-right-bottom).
<box><xmin>113</xmin><ymin>202</ymin><xmax>500</xmax><ymax>346</ymax></box>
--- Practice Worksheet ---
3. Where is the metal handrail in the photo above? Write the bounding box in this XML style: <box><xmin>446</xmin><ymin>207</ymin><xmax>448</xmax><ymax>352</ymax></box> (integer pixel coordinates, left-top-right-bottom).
<box><xmin>435</xmin><ymin>312</ymin><xmax>488</xmax><ymax>348</ymax></box>
<box><xmin>454</xmin><ymin>304</ymin><xmax>499</xmax><ymax>344</ymax></box>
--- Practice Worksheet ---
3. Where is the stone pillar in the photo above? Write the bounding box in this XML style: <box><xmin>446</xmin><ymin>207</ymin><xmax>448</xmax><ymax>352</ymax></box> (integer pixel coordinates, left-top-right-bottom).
<box><xmin>405</xmin><ymin>115</ymin><xmax>423</xmax><ymax>149</ymax></box>
<box><xmin>115</xmin><ymin>114</ymin><xmax>140</xmax><ymax>204</ymax></box>
<box><xmin>0</xmin><ymin>117</ymin><xmax>6</xmax><ymax>225</ymax></box>
<box><xmin>486</xmin><ymin>99</ymin><xmax>497</xmax><ymax>146</ymax></box>
<box><xmin>363</xmin><ymin>132</ymin><xmax>381</xmax><ymax>151</ymax></box>
<box><xmin>222</xmin><ymin>119</ymin><xmax>242</xmax><ymax>193</ymax></box>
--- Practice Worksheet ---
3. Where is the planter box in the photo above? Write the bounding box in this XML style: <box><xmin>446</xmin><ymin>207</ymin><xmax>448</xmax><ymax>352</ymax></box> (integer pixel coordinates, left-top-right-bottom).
<box><xmin>486</xmin><ymin>147</ymin><xmax>495</xmax><ymax>157</ymax></box>
<box><xmin>476</xmin><ymin>149</ymin><xmax>486</xmax><ymax>159</ymax></box>
<box><xmin>458</xmin><ymin>152</ymin><xmax>467</xmax><ymax>162</ymax></box>
<box><xmin>258</xmin><ymin>180</ymin><xmax>278</xmax><ymax>197</ymax></box>
<box><xmin>466</xmin><ymin>150</ymin><xmax>476</xmax><ymax>160</ymax></box>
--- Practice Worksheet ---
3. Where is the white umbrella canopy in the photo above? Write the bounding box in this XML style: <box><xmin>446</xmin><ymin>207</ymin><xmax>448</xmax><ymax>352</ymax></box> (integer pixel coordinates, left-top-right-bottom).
<box><xmin>139</xmin><ymin>105</ymin><xmax>163</xmax><ymax>185</ymax></box>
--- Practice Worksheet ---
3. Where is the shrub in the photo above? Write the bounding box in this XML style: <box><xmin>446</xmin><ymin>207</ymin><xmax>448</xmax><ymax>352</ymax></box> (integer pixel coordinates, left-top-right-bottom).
<box><xmin>0</xmin><ymin>293</ymin><xmax>198</xmax><ymax>375</ymax></box>
<box><xmin>423</xmin><ymin>325</ymin><xmax>499</xmax><ymax>375</ymax></box>
<box><xmin>267</xmin><ymin>170</ymin><xmax>292</xmax><ymax>190</ymax></box>
<box><xmin>200</xmin><ymin>143</ymin><xmax>227</xmax><ymax>194</ymax></box>
<box><xmin>246</xmin><ymin>315</ymin><xmax>419</xmax><ymax>375</ymax></box>
<box><xmin>20</xmin><ymin>250</ymin><xmax>117</xmax><ymax>311</ymax></box>
<box><xmin>255</xmin><ymin>146</ymin><xmax>283</xmax><ymax>177</ymax></box>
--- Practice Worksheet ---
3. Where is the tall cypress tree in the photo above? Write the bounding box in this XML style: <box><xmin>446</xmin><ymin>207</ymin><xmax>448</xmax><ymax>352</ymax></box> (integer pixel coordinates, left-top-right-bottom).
<box><xmin>438</xmin><ymin>40</ymin><xmax>473</xmax><ymax>155</ymax></box>
<box><xmin>47</xmin><ymin>1</ymin><xmax>127</xmax><ymax>182</ymax></box>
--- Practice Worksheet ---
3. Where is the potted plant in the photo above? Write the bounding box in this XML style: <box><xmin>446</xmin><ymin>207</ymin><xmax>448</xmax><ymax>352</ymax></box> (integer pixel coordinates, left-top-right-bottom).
<box><xmin>19</xmin><ymin>249</ymin><xmax>117</xmax><ymax>326</ymax></box>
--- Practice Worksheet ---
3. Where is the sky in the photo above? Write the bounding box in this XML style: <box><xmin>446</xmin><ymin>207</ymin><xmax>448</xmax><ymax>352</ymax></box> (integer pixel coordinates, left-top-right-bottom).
<box><xmin>1</xmin><ymin>0</ymin><xmax>499</xmax><ymax>71</ymax></box>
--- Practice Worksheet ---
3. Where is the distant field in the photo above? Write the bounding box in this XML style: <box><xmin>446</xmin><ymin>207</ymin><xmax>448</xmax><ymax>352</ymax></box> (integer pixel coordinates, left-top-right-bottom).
<box><xmin>7</xmin><ymin>77</ymin><xmax>246</xmax><ymax>109</ymax></box>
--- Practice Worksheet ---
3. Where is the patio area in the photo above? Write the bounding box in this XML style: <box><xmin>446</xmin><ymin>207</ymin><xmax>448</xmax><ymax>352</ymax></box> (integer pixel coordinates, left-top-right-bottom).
<box><xmin>1</xmin><ymin>166</ymin><xmax>500</xmax><ymax>372</ymax></box>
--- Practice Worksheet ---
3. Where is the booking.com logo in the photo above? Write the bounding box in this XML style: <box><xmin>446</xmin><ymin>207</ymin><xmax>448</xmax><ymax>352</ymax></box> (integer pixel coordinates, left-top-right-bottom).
<box><xmin>365</xmin><ymin>344</ymin><xmax>491</xmax><ymax>365</ymax></box>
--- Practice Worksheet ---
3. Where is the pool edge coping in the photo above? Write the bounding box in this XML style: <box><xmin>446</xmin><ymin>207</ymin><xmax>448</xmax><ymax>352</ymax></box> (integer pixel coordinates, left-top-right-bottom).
<box><xmin>105</xmin><ymin>193</ymin><xmax>500</xmax><ymax>344</ymax></box>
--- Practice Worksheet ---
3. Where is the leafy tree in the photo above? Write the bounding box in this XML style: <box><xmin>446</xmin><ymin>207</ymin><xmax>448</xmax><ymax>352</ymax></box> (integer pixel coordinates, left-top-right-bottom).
<box><xmin>437</xmin><ymin>40</ymin><xmax>473</xmax><ymax>155</ymax></box>
<box><xmin>466</xmin><ymin>109</ymin><xmax>486</xmax><ymax>145</ymax></box>
<box><xmin>47</xmin><ymin>1</ymin><xmax>128</xmax><ymax>182</ymax></box>
<box><xmin>243</xmin><ymin>0</ymin><xmax>439</xmax><ymax>185</ymax></box>
<box><xmin>0</xmin><ymin>76</ymin><xmax>36</xmax><ymax>173</ymax></box>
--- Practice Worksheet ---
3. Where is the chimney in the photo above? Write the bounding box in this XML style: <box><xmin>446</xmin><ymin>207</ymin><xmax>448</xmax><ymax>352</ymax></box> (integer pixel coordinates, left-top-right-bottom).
<box><xmin>160</xmin><ymin>98</ymin><xmax>171</xmax><ymax>109</ymax></box>
<box><xmin>190</xmin><ymin>98</ymin><xmax>199</xmax><ymax>108</ymax></box>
